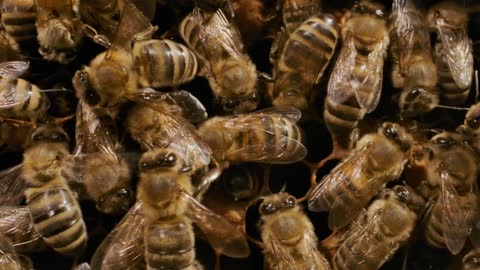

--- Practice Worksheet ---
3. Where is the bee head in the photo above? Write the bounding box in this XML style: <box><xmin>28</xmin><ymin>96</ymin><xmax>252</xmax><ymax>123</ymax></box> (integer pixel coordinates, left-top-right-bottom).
<box><xmin>259</xmin><ymin>192</ymin><xmax>296</xmax><ymax>215</ymax></box>
<box><xmin>380</xmin><ymin>122</ymin><xmax>412</xmax><ymax>151</ymax></box>
<box><xmin>31</xmin><ymin>125</ymin><xmax>70</xmax><ymax>144</ymax></box>
<box><xmin>391</xmin><ymin>185</ymin><xmax>426</xmax><ymax>216</ymax></box>
<box><xmin>431</xmin><ymin>132</ymin><xmax>461</xmax><ymax>149</ymax></box>
<box><xmin>399</xmin><ymin>88</ymin><xmax>439</xmax><ymax>117</ymax></box>
<box><xmin>97</xmin><ymin>188</ymin><xmax>132</xmax><ymax>215</ymax></box>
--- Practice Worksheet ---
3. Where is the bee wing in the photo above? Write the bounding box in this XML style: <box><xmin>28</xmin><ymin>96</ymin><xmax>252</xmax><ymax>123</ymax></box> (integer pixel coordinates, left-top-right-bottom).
<box><xmin>0</xmin><ymin>233</ymin><xmax>21</xmax><ymax>266</ymax></box>
<box><xmin>129</xmin><ymin>0</ymin><xmax>156</xmax><ymax>21</ymax></box>
<box><xmin>435</xmin><ymin>21</ymin><xmax>473</xmax><ymax>89</ymax></box>
<box><xmin>90</xmin><ymin>202</ymin><xmax>145</xmax><ymax>270</ymax></box>
<box><xmin>180</xmin><ymin>187</ymin><xmax>250</xmax><ymax>258</ymax></box>
<box><xmin>74</xmin><ymin>101</ymin><xmax>119</xmax><ymax>163</ymax></box>
<box><xmin>36</xmin><ymin>0</ymin><xmax>74</xmax><ymax>16</ymax></box>
<box><xmin>327</xmin><ymin>34</ymin><xmax>357</xmax><ymax>105</ymax></box>
<box><xmin>0</xmin><ymin>164</ymin><xmax>26</xmax><ymax>206</ymax></box>
<box><xmin>253</xmin><ymin>106</ymin><xmax>302</xmax><ymax>123</ymax></box>
<box><xmin>1</xmin><ymin>0</ymin><xmax>35</xmax><ymax>12</ymax></box>
<box><xmin>0</xmin><ymin>206</ymin><xmax>42</xmax><ymax>247</ymax></box>
<box><xmin>131</xmin><ymin>88</ymin><xmax>208</xmax><ymax>123</ymax></box>
<box><xmin>0</xmin><ymin>61</ymin><xmax>29</xmax><ymax>78</ymax></box>
<box><xmin>105</xmin><ymin>0</ymin><xmax>152</xmax><ymax>58</ymax></box>
<box><xmin>439</xmin><ymin>167</ymin><xmax>470</xmax><ymax>254</ymax></box>
<box><xmin>0</xmin><ymin>81</ymin><xmax>31</xmax><ymax>109</ymax></box>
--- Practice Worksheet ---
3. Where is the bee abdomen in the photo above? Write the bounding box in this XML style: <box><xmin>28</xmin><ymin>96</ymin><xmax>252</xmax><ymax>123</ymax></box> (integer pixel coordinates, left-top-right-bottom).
<box><xmin>179</xmin><ymin>16</ymin><xmax>204</xmax><ymax>59</ymax></box>
<box><xmin>1</xmin><ymin>0</ymin><xmax>36</xmax><ymax>42</ymax></box>
<box><xmin>436</xmin><ymin>55</ymin><xmax>469</xmax><ymax>105</ymax></box>
<box><xmin>314</xmin><ymin>173</ymin><xmax>363</xmax><ymax>212</ymax></box>
<box><xmin>324</xmin><ymin>97</ymin><xmax>366</xmax><ymax>147</ymax></box>
<box><xmin>334</xmin><ymin>230</ymin><xmax>386</xmax><ymax>270</ymax></box>
<box><xmin>145</xmin><ymin>218</ymin><xmax>196</xmax><ymax>270</ymax></box>
<box><xmin>28</xmin><ymin>188</ymin><xmax>87</xmax><ymax>256</ymax></box>
<box><xmin>424</xmin><ymin>202</ymin><xmax>446</xmax><ymax>248</ymax></box>
<box><xmin>279</xmin><ymin>14</ymin><xmax>338</xmax><ymax>83</ymax></box>
<box><xmin>134</xmin><ymin>39</ymin><xmax>198</xmax><ymax>88</ymax></box>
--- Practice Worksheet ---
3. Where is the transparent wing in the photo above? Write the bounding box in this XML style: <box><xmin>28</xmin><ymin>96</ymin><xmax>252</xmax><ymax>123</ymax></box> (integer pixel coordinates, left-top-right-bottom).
<box><xmin>180</xmin><ymin>187</ymin><xmax>250</xmax><ymax>258</ymax></box>
<box><xmin>218</xmin><ymin>110</ymin><xmax>307</xmax><ymax>164</ymax></box>
<box><xmin>252</xmin><ymin>106</ymin><xmax>302</xmax><ymax>123</ymax></box>
<box><xmin>74</xmin><ymin>101</ymin><xmax>120</xmax><ymax>163</ymax></box>
<box><xmin>354</xmin><ymin>38</ymin><xmax>387</xmax><ymax>113</ymax></box>
<box><xmin>435</xmin><ymin>20</ymin><xmax>473</xmax><ymax>89</ymax></box>
<box><xmin>36</xmin><ymin>0</ymin><xmax>74</xmax><ymax>16</ymax></box>
<box><xmin>130</xmin><ymin>88</ymin><xmax>208</xmax><ymax>123</ymax></box>
<box><xmin>129</xmin><ymin>0</ymin><xmax>156</xmax><ymax>21</ymax></box>
<box><xmin>0</xmin><ymin>61</ymin><xmax>29</xmax><ymax>78</ymax></box>
<box><xmin>0</xmin><ymin>206</ymin><xmax>43</xmax><ymax>248</ymax></box>
<box><xmin>327</xmin><ymin>34</ymin><xmax>357</xmax><ymax>105</ymax></box>
<box><xmin>0</xmin><ymin>78</ymin><xmax>31</xmax><ymax>109</ymax></box>
<box><xmin>105</xmin><ymin>0</ymin><xmax>152</xmax><ymax>58</ymax></box>
<box><xmin>0</xmin><ymin>233</ymin><xmax>22</xmax><ymax>268</ymax></box>
<box><xmin>391</xmin><ymin>0</ymin><xmax>430</xmax><ymax>71</ymax></box>
<box><xmin>0</xmin><ymin>164</ymin><xmax>26</xmax><ymax>206</ymax></box>
<box><xmin>90</xmin><ymin>202</ymin><xmax>145</xmax><ymax>270</ymax></box>
<box><xmin>439</xmin><ymin>167</ymin><xmax>469</xmax><ymax>254</ymax></box>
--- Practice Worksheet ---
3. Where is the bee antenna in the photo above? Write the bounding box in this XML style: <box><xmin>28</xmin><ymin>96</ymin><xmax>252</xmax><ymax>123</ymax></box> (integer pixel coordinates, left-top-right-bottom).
<box><xmin>435</xmin><ymin>104</ymin><xmax>469</xmax><ymax>111</ymax></box>
<box><xmin>474</xmin><ymin>70</ymin><xmax>479</xmax><ymax>103</ymax></box>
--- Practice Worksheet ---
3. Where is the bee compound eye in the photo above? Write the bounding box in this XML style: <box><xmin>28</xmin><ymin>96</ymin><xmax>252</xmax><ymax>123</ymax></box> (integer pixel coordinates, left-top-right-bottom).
<box><xmin>117</xmin><ymin>188</ymin><xmax>130</xmax><ymax>198</ymax></box>
<box><xmin>283</xmin><ymin>196</ymin><xmax>296</xmax><ymax>208</ymax></box>
<box><xmin>260</xmin><ymin>203</ymin><xmax>276</xmax><ymax>215</ymax></box>
<box><xmin>467</xmin><ymin>117</ymin><xmax>480</xmax><ymax>130</ymax></box>
<box><xmin>224</xmin><ymin>99</ymin><xmax>236</xmax><ymax>110</ymax></box>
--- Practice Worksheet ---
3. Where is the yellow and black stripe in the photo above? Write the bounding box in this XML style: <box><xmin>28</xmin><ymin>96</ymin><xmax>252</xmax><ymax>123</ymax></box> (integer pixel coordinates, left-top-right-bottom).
<box><xmin>1</xmin><ymin>0</ymin><xmax>37</xmax><ymax>42</ymax></box>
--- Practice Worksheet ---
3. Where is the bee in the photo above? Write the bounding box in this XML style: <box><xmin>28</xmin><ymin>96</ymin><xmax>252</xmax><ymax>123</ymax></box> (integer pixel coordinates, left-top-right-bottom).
<box><xmin>0</xmin><ymin>125</ymin><xmax>87</xmax><ymax>256</ymax></box>
<box><xmin>308</xmin><ymin>122</ymin><xmax>415</xmax><ymax>230</ymax></box>
<box><xmin>324</xmin><ymin>0</ymin><xmax>387</xmax><ymax>151</ymax></box>
<box><xmin>271</xmin><ymin>13</ymin><xmax>339</xmax><ymax>111</ymax></box>
<box><xmin>333</xmin><ymin>186</ymin><xmax>425</xmax><ymax>270</ymax></box>
<box><xmin>74</xmin><ymin>1</ymin><xmax>198</xmax><ymax>109</ymax></box>
<box><xmin>79</xmin><ymin>0</ymin><xmax>157</xmax><ymax>41</ymax></box>
<box><xmin>90</xmin><ymin>149</ymin><xmax>250</xmax><ymax>269</ymax></box>
<box><xmin>179</xmin><ymin>8</ymin><xmax>259</xmax><ymax>113</ymax></box>
<box><xmin>35</xmin><ymin>0</ymin><xmax>84</xmax><ymax>63</ymax></box>
<box><xmin>427</xmin><ymin>1</ymin><xmax>473</xmax><ymax>106</ymax></box>
<box><xmin>463</xmin><ymin>248</ymin><xmax>480</xmax><ymax>270</ymax></box>
<box><xmin>0</xmin><ymin>233</ymin><xmax>29</xmax><ymax>270</ymax></box>
<box><xmin>258</xmin><ymin>192</ymin><xmax>331</xmax><ymax>270</ymax></box>
<box><xmin>0</xmin><ymin>0</ymin><xmax>37</xmax><ymax>43</ymax></box>
<box><xmin>125</xmin><ymin>90</ymin><xmax>211</xmax><ymax>174</ymax></box>
<box><xmin>0</xmin><ymin>206</ymin><xmax>46</xmax><ymax>253</ymax></box>
<box><xmin>390</xmin><ymin>0</ymin><xmax>439</xmax><ymax>116</ymax></box>
<box><xmin>419</xmin><ymin>132</ymin><xmax>479</xmax><ymax>254</ymax></box>
<box><xmin>72</xmin><ymin>101</ymin><xmax>133</xmax><ymax>215</ymax></box>
<box><xmin>197</xmin><ymin>107</ymin><xmax>307</xmax><ymax>166</ymax></box>
<box><xmin>222</xmin><ymin>163</ymin><xmax>265</xmax><ymax>201</ymax></box>
<box><xmin>0</xmin><ymin>61</ymin><xmax>50</xmax><ymax>122</ymax></box>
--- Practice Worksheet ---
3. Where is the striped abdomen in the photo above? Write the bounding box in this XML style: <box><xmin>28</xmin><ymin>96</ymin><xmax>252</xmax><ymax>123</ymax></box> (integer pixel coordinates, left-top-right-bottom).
<box><xmin>324</xmin><ymin>42</ymin><xmax>381</xmax><ymax>148</ymax></box>
<box><xmin>0</xmin><ymin>78</ymin><xmax>47</xmax><ymax>120</ymax></box>
<box><xmin>145</xmin><ymin>217</ymin><xmax>202</xmax><ymax>270</ymax></box>
<box><xmin>435</xmin><ymin>44</ymin><xmax>470</xmax><ymax>106</ymax></box>
<box><xmin>424</xmin><ymin>201</ymin><xmax>447</xmax><ymax>248</ymax></box>
<box><xmin>1</xmin><ymin>0</ymin><xmax>37</xmax><ymax>42</ymax></box>
<box><xmin>134</xmin><ymin>39</ymin><xmax>198</xmax><ymax>88</ymax></box>
<box><xmin>282</xmin><ymin>0</ymin><xmax>321</xmax><ymax>34</ymax></box>
<box><xmin>226</xmin><ymin>116</ymin><xmax>304</xmax><ymax>162</ymax></box>
<box><xmin>273</xmin><ymin>14</ymin><xmax>338</xmax><ymax>106</ymax></box>
<box><xmin>27</xmin><ymin>188</ymin><xmax>87</xmax><ymax>256</ymax></box>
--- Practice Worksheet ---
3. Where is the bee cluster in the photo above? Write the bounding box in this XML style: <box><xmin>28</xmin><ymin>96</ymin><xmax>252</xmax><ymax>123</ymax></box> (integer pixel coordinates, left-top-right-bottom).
<box><xmin>1</xmin><ymin>0</ymin><xmax>480</xmax><ymax>269</ymax></box>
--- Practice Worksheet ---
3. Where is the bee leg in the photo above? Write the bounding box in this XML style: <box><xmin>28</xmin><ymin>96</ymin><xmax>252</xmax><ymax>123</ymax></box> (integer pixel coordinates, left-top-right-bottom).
<box><xmin>258</xmin><ymin>72</ymin><xmax>274</xmax><ymax>82</ymax></box>
<box><xmin>81</xmin><ymin>24</ymin><xmax>111</xmax><ymax>48</ymax></box>
<box><xmin>214</xmin><ymin>251</ymin><xmax>222</xmax><ymax>270</ymax></box>
<box><xmin>0</xmin><ymin>117</ymin><xmax>35</xmax><ymax>127</ymax></box>
<box><xmin>194</xmin><ymin>160</ymin><xmax>226</xmax><ymax>199</ymax></box>
<box><xmin>133</xmin><ymin>25</ymin><xmax>158</xmax><ymax>42</ymax></box>
<box><xmin>53</xmin><ymin>114</ymin><xmax>76</xmax><ymax>125</ymax></box>
<box><xmin>246</xmin><ymin>235</ymin><xmax>266</xmax><ymax>250</ymax></box>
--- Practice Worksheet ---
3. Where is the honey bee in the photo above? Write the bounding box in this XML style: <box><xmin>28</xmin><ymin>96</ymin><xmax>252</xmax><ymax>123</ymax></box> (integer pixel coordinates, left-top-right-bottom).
<box><xmin>35</xmin><ymin>0</ymin><xmax>84</xmax><ymax>63</ymax></box>
<box><xmin>125</xmin><ymin>90</ymin><xmax>210</xmax><ymax>174</ymax></box>
<box><xmin>0</xmin><ymin>233</ymin><xmax>28</xmax><ymax>270</ymax></box>
<box><xmin>74</xmin><ymin>1</ymin><xmax>198</xmax><ymax>109</ymax></box>
<box><xmin>427</xmin><ymin>1</ymin><xmax>473</xmax><ymax>106</ymax></box>
<box><xmin>79</xmin><ymin>0</ymin><xmax>157</xmax><ymax>41</ymax></box>
<box><xmin>271</xmin><ymin>13</ymin><xmax>339</xmax><ymax>111</ymax></box>
<box><xmin>324</xmin><ymin>0</ymin><xmax>387</xmax><ymax>151</ymax></box>
<box><xmin>0</xmin><ymin>125</ymin><xmax>87</xmax><ymax>256</ymax></box>
<box><xmin>0</xmin><ymin>206</ymin><xmax>46</xmax><ymax>253</ymax></box>
<box><xmin>419</xmin><ymin>132</ymin><xmax>479</xmax><ymax>254</ymax></box>
<box><xmin>197</xmin><ymin>107</ymin><xmax>307</xmax><ymax>166</ymax></box>
<box><xmin>0</xmin><ymin>61</ymin><xmax>50</xmax><ymax>122</ymax></box>
<box><xmin>258</xmin><ymin>192</ymin><xmax>331</xmax><ymax>270</ymax></box>
<box><xmin>90</xmin><ymin>149</ymin><xmax>250</xmax><ymax>269</ymax></box>
<box><xmin>333</xmin><ymin>186</ymin><xmax>425</xmax><ymax>270</ymax></box>
<box><xmin>179</xmin><ymin>8</ymin><xmax>259</xmax><ymax>113</ymax></box>
<box><xmin>390</xmin><ymin>0</ymin><xmax>439</xmax><ymax>116</ymax></box>
<box><xmin>72</xmin><ymin>101</ymin><xmax>133</xmax><ymax>215</ymax></box>
<box><xmin>463</xmin><ymin>248</ymin><xmax>480</xmax><ymax>270</ymax></box>
<box><xmin>308</xmin><ymin>122</ymin><xmax>415</xmax><ymax>230</ymax></box>
<box><xmin>0</xmin><ymin>0</ymin><xmax>37</xmax><ymax>43</ymax></box>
